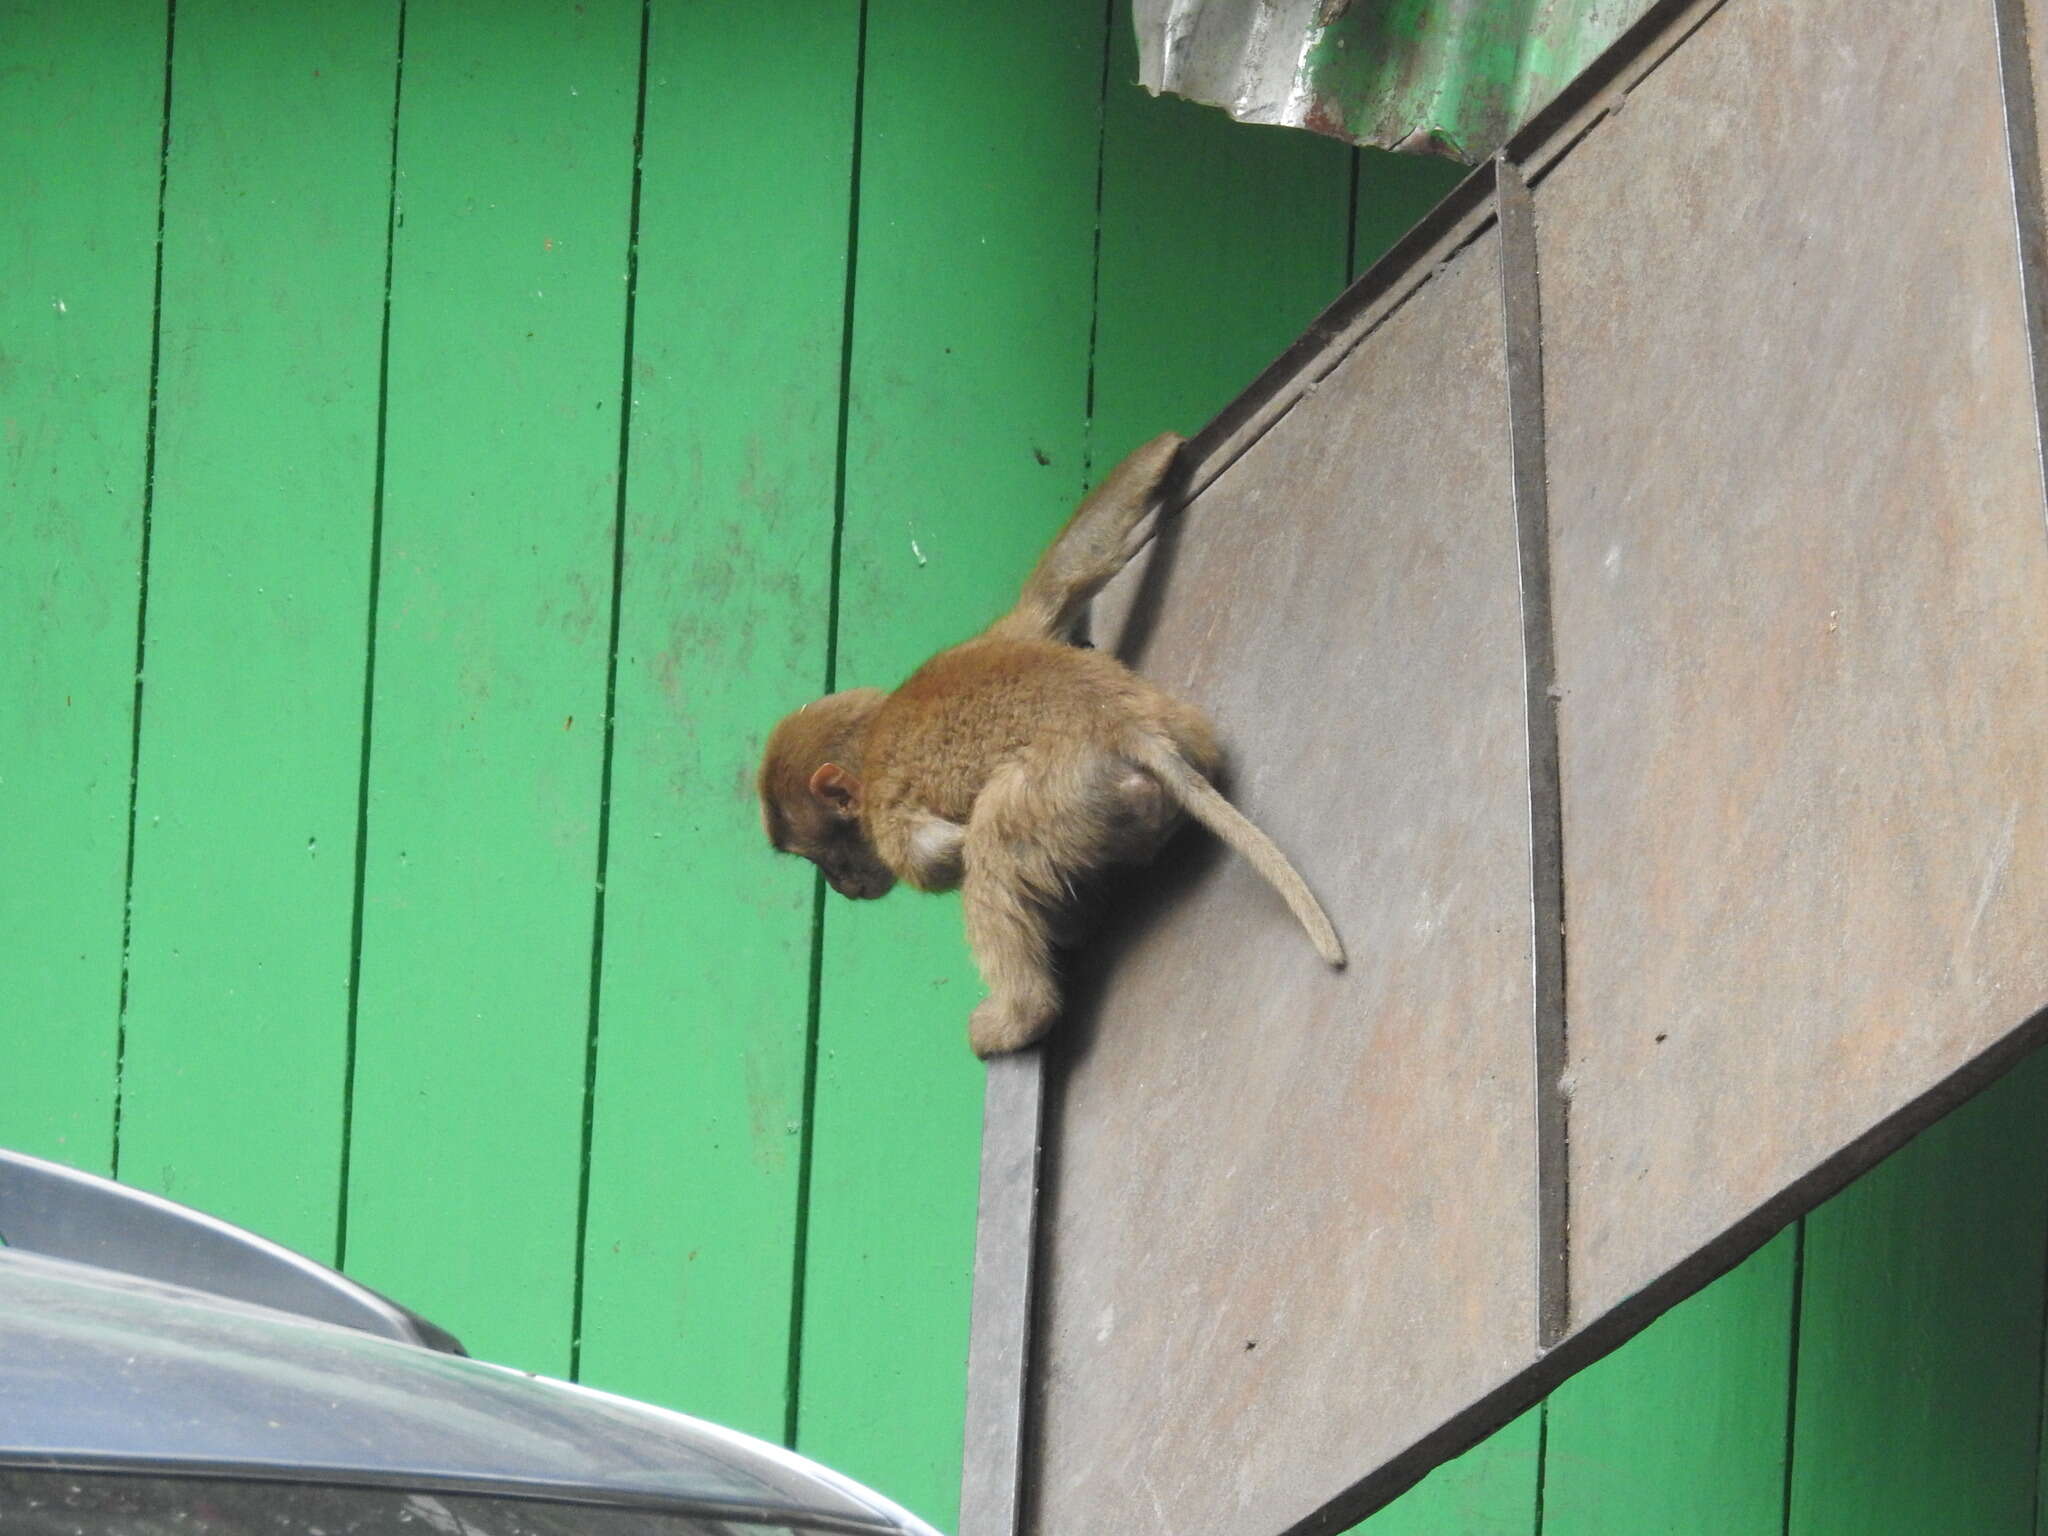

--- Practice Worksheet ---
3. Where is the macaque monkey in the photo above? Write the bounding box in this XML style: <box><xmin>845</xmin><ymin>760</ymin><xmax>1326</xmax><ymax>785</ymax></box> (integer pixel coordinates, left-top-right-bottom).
<box><xmin>758</xmin><ymin>432</ymin><xmax>1344</xmax><ymax>1057</ymax></box>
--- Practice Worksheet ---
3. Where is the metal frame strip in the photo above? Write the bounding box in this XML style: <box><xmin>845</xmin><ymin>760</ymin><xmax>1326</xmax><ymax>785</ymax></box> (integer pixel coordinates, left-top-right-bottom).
<box><xmin>1992</xmin><ymin>0</ymin><xmax>2048</xmax><ymax>524</ymax></box>
<box><xmin>1495</xmin><ymin>155</ymin><xmax>1572</xmax><ymax>1350</ymax></box>
<box><xmin>958</xmin><ymin>1051</ymin><xmax>1047</xmax><ymax>1536</ymax></box>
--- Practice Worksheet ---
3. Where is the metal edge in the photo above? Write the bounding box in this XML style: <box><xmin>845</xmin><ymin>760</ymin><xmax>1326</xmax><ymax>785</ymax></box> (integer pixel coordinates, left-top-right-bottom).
<box><xmin>1494</xmin><ymin>158</ymin><xmax>1571</xmax><ymax>1352</ymax></box>
<box><xmin>1504</xmin><ymin>0</ymin><xmax>1735</xmax><ymax>186</ymax></box>
<box><xmin>0</xmin><ymin>1459</ymin><xmax>912</xmax><ymax>1536</ymax></box>
<box><xmin>1276</xmin><ymin>1001</ymin><xmax>2048</xmax><ymax>1536</ymax></box>
<box><xmin>1992</xmin><ymin>0</ymin><xmax>2048</xmax><ymax>523</ymax></box>
<box><xmin>0</xmin><ymin>1148</ymin><xmax>462</xmax><ymax>1355</ymax></box>
<box><xmin>958</xmin><ymin>1051</ymin><xmax>1048</xmax><ymax>1536</ymax></box>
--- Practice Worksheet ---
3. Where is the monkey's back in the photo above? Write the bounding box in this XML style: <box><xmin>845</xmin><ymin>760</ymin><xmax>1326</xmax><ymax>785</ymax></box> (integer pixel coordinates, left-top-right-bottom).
<box><xmin>862</xmin><ymin>636</ymin><xmax>1208</xmax><ymax>825</ymax></box>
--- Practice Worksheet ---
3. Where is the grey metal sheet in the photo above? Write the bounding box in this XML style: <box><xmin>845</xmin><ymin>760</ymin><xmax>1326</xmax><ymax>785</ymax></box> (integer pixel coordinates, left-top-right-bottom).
<box><xmin>1536</xmin><ymin>0</ymin><xmax>2048</xmax><ymax>1321</ymax></box>
<box><xmin>1026</xmin><ymin>231</ymin><xmax>1535</xmax><ymax>1536</ymax></box>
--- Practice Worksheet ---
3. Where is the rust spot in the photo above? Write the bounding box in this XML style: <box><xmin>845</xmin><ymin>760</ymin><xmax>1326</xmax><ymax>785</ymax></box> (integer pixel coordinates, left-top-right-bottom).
<box><xmin>1303</xmin><ymin>94</ymin><xmax>1350</xmax><ymax>140</ymax></box>
<box><xmin>565</xmin><ymin>715</ymin><xmax>574</xmax><ymax>730</ymax></box>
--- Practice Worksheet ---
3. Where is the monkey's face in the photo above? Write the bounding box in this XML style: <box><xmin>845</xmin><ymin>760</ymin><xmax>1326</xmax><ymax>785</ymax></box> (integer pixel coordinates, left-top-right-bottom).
<box><xmin>760</xmin><ymin>788</ymin><xmax>898</xmax><ymax>900</ymax></box>
<box><xmin>758</xmin><ymin>690</ymin><xmax>898</xmax><ymax>901</ymax></box>
<box><xmin>802</xmin><ymin>826</ymin><xmax>899</xmax><ymax>901</ymax></box>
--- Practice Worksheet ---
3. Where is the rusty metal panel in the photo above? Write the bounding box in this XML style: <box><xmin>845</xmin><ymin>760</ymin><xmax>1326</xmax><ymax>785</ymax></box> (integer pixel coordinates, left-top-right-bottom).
<box><xmin>1025</xmin><ymin>231</ymin><xmax>1535</xmax><ymax>1536</ymax></box>
<box><xmin>994</xmin><ymin>2</ymin><xmax>2048</xmax><ymax>1531</ymax></box>
<box><xmin>1536</xmin><ymin>0</ymin><xmax>2048</xmax><ymax>1322</ymax></box>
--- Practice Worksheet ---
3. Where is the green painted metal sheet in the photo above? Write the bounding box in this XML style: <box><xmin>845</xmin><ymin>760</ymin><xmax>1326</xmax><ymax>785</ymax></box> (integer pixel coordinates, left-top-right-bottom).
<box><xmin>1787</xmin><ymin>1049</ymin><xmax>2048</xmax><ymax>1536</ymax></box>
<box><xmin>1136</xmin><ymin>0</ymin><xmax>1657</xmax><ymax>161</ymax></box>
<box><xmin>573</xmin><ymin>0</ymin><xmax>859</xmax><ymax>1445</ymax></box>
<box><xmin>117</xmin><ymin>0</ymin><xmax>398</xmax><ymax>1264</ymax></box>
<box><xmin>342</xmin><ymin>0</ymin><xmax>642</xmax><ymax>1376</ymax></box>
<box><xmin>1307</xmin><ymin>0</ymin><xmax>1652</xmax><ymax>157</ymax></box>
<box><xmin>1544</xmin><ymin>1229</ymin><xmax>1796</xmax><ymax>1536</ymax></box>
<box><xmin>0</xmin><ymin>0</ymin><xmax>166</xmax><ymax>1173</ymax></box>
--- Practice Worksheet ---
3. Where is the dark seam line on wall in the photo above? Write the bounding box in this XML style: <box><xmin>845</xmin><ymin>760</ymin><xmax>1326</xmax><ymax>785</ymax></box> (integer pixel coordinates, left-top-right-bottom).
<box><xmin>1496</xmin><ymin>154</ymin><xmax>1570</xmax><ymax>1351</ymax></box>
<box><xmin>1778</xmin><ymin>1218</ymin><xmax>1806</xmax><ymax>1536</ymax></box>
<box><xmin>1080</xmin><ymin>0</ymin><xmax>1114</xmax><ymax>487</ymax></box>
<box><xmin>786</xmin><ymin>872</ymin><xmax>828</xmax><ymax>1448</ymax></box>
<box><xmin>1991</xmin><ymin>0</ymin><xmax>2048</xmax><ymax>526</ymax></box>
<box><xmin>336</xmin><ymin>0</ymin><xmax>408</xmax><ymax>1274</ymax></box>
<box><xmin>2030</xmin><ymin>1191</ymin><xmax>2048</xmax><ymax>1535</ymax></box>
<box><xmin>568</xmin><ymin>0</ymin><xmax>653</xmax><ymax>1384</ymax></box>
<box><xmin>785</xmin><ymin>0</ymin><xmax>870</xmax><ymax>1451</ymax></box>
<box><xmin>1345</xmin><ymin>148</ymin><xmax>1362</xmax><ymax>281</ymax></box>
<box><xmin>1531</xmin><ymin>1399</ymin><xmax>1550</xmax><ymax>1534</ymax></box>
<box><xmin>111</xmin><ymin>0</ymin><xmax>178</xmax><ymax>1181</ymax></box>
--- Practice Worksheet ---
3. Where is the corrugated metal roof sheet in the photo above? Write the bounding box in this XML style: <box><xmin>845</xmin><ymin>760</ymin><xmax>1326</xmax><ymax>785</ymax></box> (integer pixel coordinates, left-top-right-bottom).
<box><xmin>1134</xmin><ymin>0</ymin><xmax>1655</xmax><ymax>159</ymax></box>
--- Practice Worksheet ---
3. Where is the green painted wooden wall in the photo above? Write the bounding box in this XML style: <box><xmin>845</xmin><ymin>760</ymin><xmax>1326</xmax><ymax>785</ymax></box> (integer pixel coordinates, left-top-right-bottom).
<box><xmin>5</xmin><ymin>3</ymin><xmax>2047</xmax><ymax>1533</ymax></box>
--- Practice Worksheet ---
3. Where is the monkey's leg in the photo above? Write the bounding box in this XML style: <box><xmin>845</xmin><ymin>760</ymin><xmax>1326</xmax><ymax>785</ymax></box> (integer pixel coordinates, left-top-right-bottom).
<box><xmin>1096</xmin><ymin>763</ymin><xmax>1180</xmax><ymax>866</ymax></box>
<box><xmin>962</xmin><ymin>869</ymin><xmax>1062</xmax><ymax>1057</ymax></box>
<box><xmin>960</xmin><ymin>770</ymin><xmax>1071</xmax><ymax>1057</ymax></box>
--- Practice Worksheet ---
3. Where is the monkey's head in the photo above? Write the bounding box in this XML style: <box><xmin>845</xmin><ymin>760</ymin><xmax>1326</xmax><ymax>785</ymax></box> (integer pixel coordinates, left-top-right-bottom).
<box><xmin>758</xmin><ymin>688</ymin><xmax>898</xmax><ymax>900</ymax></box>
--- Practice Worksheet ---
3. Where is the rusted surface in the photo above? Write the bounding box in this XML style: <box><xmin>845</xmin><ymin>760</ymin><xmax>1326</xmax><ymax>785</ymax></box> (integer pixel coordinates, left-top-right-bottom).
<box><xmin>1025</xmin><ymin>233</ymin><xmax>1534</xmax><ymax>1536</ymax></box>
<box><xmin>1537</xmin><ymin>0</ymin><xmax>2048</xmax><ymax>1321</ymax></box>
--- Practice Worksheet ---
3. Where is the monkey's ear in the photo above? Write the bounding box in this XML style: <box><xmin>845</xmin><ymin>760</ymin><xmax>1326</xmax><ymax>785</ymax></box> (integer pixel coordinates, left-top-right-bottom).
<box><xmin>808</xmin><ymin>762</ymin><xmax>862</xmax><ymax>818</ymax></box>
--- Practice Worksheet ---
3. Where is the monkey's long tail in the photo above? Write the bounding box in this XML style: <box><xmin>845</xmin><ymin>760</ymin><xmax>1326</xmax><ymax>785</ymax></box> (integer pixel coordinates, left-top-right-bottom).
<box><xmin>991</xmin><ymin>432</ymin><xmax>1186</xmax><ymax>644</ymax></box>
<box><xmin>1130</xmin><ymin>737</ymin><xmax>1346</xmax><ymax>969</ymax></box>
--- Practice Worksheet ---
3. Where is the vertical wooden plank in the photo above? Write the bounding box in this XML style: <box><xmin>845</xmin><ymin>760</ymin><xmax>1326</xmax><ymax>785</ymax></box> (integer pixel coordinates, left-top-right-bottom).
<box><xmin>1356</xmin><ymin>1409</ymin><xmax>1543</xmax><ymax>1536</ymax></box>
<box><xmin>115</xmin><ymin>0</ymin><xmax>398</xmax><ymax>1262</ymax></box>
<box><xmin>1788</xmin><ymin>1048</ymin><xmax>2048</xmax><ymax>1536</ymax></box>
<box><xmin>1351</xmin><ymin>147</ymin><xmax>1466</xmax><ymax>280</ymax></box>
<box><xmin>0</xmin><ymin>0</ymin><xmax>166</xmax><ymax>1171</ymax></box>
<box><xmin>344</xmin><ymin>0</ymin><xmax>642</xmax><ymax>1374</ymax></box>
<box><xmin>1544</xmin><ymin>1229</ymin><xmax>1797</xmax><ymax>1536</ymax></box>
<box><xmin>795</xmin><ymin>1</ymin><xmax>1104</xmax><ymax>1523</ymax></box>
<box><xmin>573</xmin><ymin>0</ymin><xmax>858</xmax><ymax>1443</ymax></box>
<box><xmin>1090</xmin><ymin>0</ymin><xmax>1352</xmax><ymax>469</ymax></box>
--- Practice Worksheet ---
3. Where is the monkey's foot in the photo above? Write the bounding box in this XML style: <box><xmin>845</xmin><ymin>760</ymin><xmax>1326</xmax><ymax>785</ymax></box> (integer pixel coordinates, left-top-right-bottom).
<box><xmin>969</xmin><ymin>994</ymin><xmax>1059</xmax><ymax>1058</ymax></box>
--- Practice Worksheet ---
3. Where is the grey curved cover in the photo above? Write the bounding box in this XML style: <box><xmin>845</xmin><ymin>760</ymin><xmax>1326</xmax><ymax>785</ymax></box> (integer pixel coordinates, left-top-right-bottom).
<box><xmin>0</xmin><ymin>1147</ymin><xmax>461</xmax><ymax>1352</ymax></box>
<box><xmin>0</xmin><ymin>1249</ymin><xmax>939</xmax><ymax>1536</ymax></box>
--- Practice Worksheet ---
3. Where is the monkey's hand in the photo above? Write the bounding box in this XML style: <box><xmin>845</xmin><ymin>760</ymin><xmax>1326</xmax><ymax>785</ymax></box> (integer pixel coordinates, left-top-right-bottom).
<box><xmin>968</xmin><ymin>992</ymin><xmax>1059</xmax><ymax>1058</ymax></box>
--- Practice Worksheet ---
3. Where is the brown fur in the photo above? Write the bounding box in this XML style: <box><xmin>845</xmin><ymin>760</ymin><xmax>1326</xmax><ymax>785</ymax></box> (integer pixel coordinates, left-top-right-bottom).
<box><xmin>757</xmin><ymin>432</ymin><xmax>1343</xmax><ymax>1057</ymax></box>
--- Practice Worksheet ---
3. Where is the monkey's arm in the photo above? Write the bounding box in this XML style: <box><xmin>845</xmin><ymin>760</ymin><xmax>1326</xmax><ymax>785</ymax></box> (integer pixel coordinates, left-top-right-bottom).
<box><xmin>988</xmin><ymin>431</ymin><xmax>1186</xmax><ymax>644</ymax></box>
